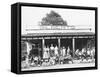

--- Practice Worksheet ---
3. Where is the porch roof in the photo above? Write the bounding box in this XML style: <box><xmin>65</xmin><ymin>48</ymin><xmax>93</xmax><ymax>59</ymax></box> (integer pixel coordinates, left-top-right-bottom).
<box><xmin>22</xmin><ymin>32</ymin><xmax>95</xmax><ymax>37</ymax></box>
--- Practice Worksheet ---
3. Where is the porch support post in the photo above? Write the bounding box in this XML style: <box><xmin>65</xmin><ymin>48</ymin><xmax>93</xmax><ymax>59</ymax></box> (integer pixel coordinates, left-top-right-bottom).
<box><xmin>72</xmin><ymin>37</ymin><xmax>75</xmax><ymax>58</ymax></box>
<box><xmin>42</xmin><ymin>38</ymin><xmax>45</xmax><ymax>49</ymax></box>
<box><xmin>58</xmin><ymin>38</ymin><xmax>61</xmax><ymax>49</ymax></box>
<box><xmin>42</xmin><ymin>38</ymin><xmax>45</xmax><ymax>57</ymax></box>
<box><xmin>58</xmin><ymin>38</ymin><xmax>61</xmax><ymax>64</ymax></box>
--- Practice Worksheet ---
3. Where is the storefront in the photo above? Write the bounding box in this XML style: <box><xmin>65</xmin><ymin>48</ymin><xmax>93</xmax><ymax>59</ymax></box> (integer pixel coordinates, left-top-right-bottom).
<box><xmin>21</xmin><ymin>32</ymin><xmax>95</xmax><ymax>58</ymax></box>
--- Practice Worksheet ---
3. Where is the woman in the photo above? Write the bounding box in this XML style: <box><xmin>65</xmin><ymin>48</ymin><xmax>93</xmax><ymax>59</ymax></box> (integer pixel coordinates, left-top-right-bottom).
<box><xmin>62</xmin><ymin>47</ymin><xmax>66</xmax><ymax>57</ymax></box>
<box><xmin>67</xmin><ymin>46</ymin><xmax>70</xmax><ymax>56</ymax></box>
<box><xmin>43</xmin><ymin>46</ymin><xmax>50</xmax><ymax>63</ymax></box>
<box><xmin>50</xmin><ymin>44</ymin><xmax>55</xmax><ymax>57</ymax></box>
<box><xmin>75</xmin><ymin>49</ymin><xmax>80</xmax><ymax>59</ymax></box>
<box><xmin>54</xmin><ymin>45</ymin><xmax>59</xmax><ymax>56</ymax></box>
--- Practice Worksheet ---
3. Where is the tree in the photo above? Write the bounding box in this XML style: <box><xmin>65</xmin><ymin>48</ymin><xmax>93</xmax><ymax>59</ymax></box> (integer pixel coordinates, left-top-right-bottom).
<box><xmin>40</xmin><ymin>10</ymin><xmax>67</xmax><ymax>26</ymax></box>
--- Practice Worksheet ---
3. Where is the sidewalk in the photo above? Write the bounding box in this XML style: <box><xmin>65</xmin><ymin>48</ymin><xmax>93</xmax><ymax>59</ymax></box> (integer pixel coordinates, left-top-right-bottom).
<box><xmin>22</xmin><ymin>62</ymin><xmax>95</xmax><ymax>71</ymax></box>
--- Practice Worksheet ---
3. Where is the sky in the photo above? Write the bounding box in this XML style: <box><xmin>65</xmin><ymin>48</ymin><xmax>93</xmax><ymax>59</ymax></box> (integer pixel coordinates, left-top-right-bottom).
<box><xmin>21</xmin><ymin>6</ymin><xmax>95</xmax><ymax>34</ymax></box>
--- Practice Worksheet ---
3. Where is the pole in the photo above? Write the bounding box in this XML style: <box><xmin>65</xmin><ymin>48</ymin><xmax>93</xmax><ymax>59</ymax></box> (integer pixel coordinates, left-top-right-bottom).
<box><xmin>42</xmin><ymin>38</ymin><xmax>45</xmax><ymax>57</ymax></box>
<box><xmin>72</xmin><ymin>38</ymin><xmax>75</xmax><ymax>58</ymax></box>
<box><xmin>58</xmin><ymin>38</ymin><xmax>60</xmax><ymax>64</ymax></box>
<box><xmin>58</xmin><ymin>38</ymin><xmax>60</xmax><ymax>49</ymax></box>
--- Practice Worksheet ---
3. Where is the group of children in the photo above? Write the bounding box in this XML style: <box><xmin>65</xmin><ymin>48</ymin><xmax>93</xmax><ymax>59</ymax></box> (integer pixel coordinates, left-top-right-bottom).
<box><xmin>22</xmin><ymin>43</ymin><xmax>95</xmax><ymax>68</ymax></box>
<box><xmin>43</xmin><ymin>44</ymin><xmax>67</xmax><ymax>59</ymax></box>
<box><xmin>42</xmin><ymin>44</ymin><xmax>72</xmax><ymax>66</ymax></box>
<box><xmin>24</xmin><ymin>44</ymin><xmax>73</xmax><ymax>67</ymax></box>
<box><xmin>75</xmin><ymin>47</ymin><xmax>95</xmax><ymax>62</ymax></box>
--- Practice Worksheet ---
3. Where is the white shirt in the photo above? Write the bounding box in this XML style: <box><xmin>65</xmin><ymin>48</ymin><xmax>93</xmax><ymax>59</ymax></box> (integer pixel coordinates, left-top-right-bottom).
<box><xmin>54</xmin><ymin>46</ymin><xmax>58</xmax><ymax>55</ymax></box>
<box><xmin>87</xmin><ymin>50</ymin><xmax>91</xmax><ymax>55</ymax></box>
<box><xmin>43</xmin><ymin>51</ymin><xmax>48</xmax><ymax>59</ymax></box>
<box><xmin>62</xmin><ymin>48</ymin><xmax>66</xmax><ymax>56</ymax></box>
<box><xmin>50</xmin><ymin>46</ymin><xmax>54</xmax><ymax>51</ymax></box>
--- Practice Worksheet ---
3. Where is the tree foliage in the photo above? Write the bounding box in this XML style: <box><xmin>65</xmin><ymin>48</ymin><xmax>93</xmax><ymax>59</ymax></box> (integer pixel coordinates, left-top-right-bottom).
<box><xmin>40</xmin><ymin>10</ymin><xmax>67</xmax><ymax>26</ymax></box>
